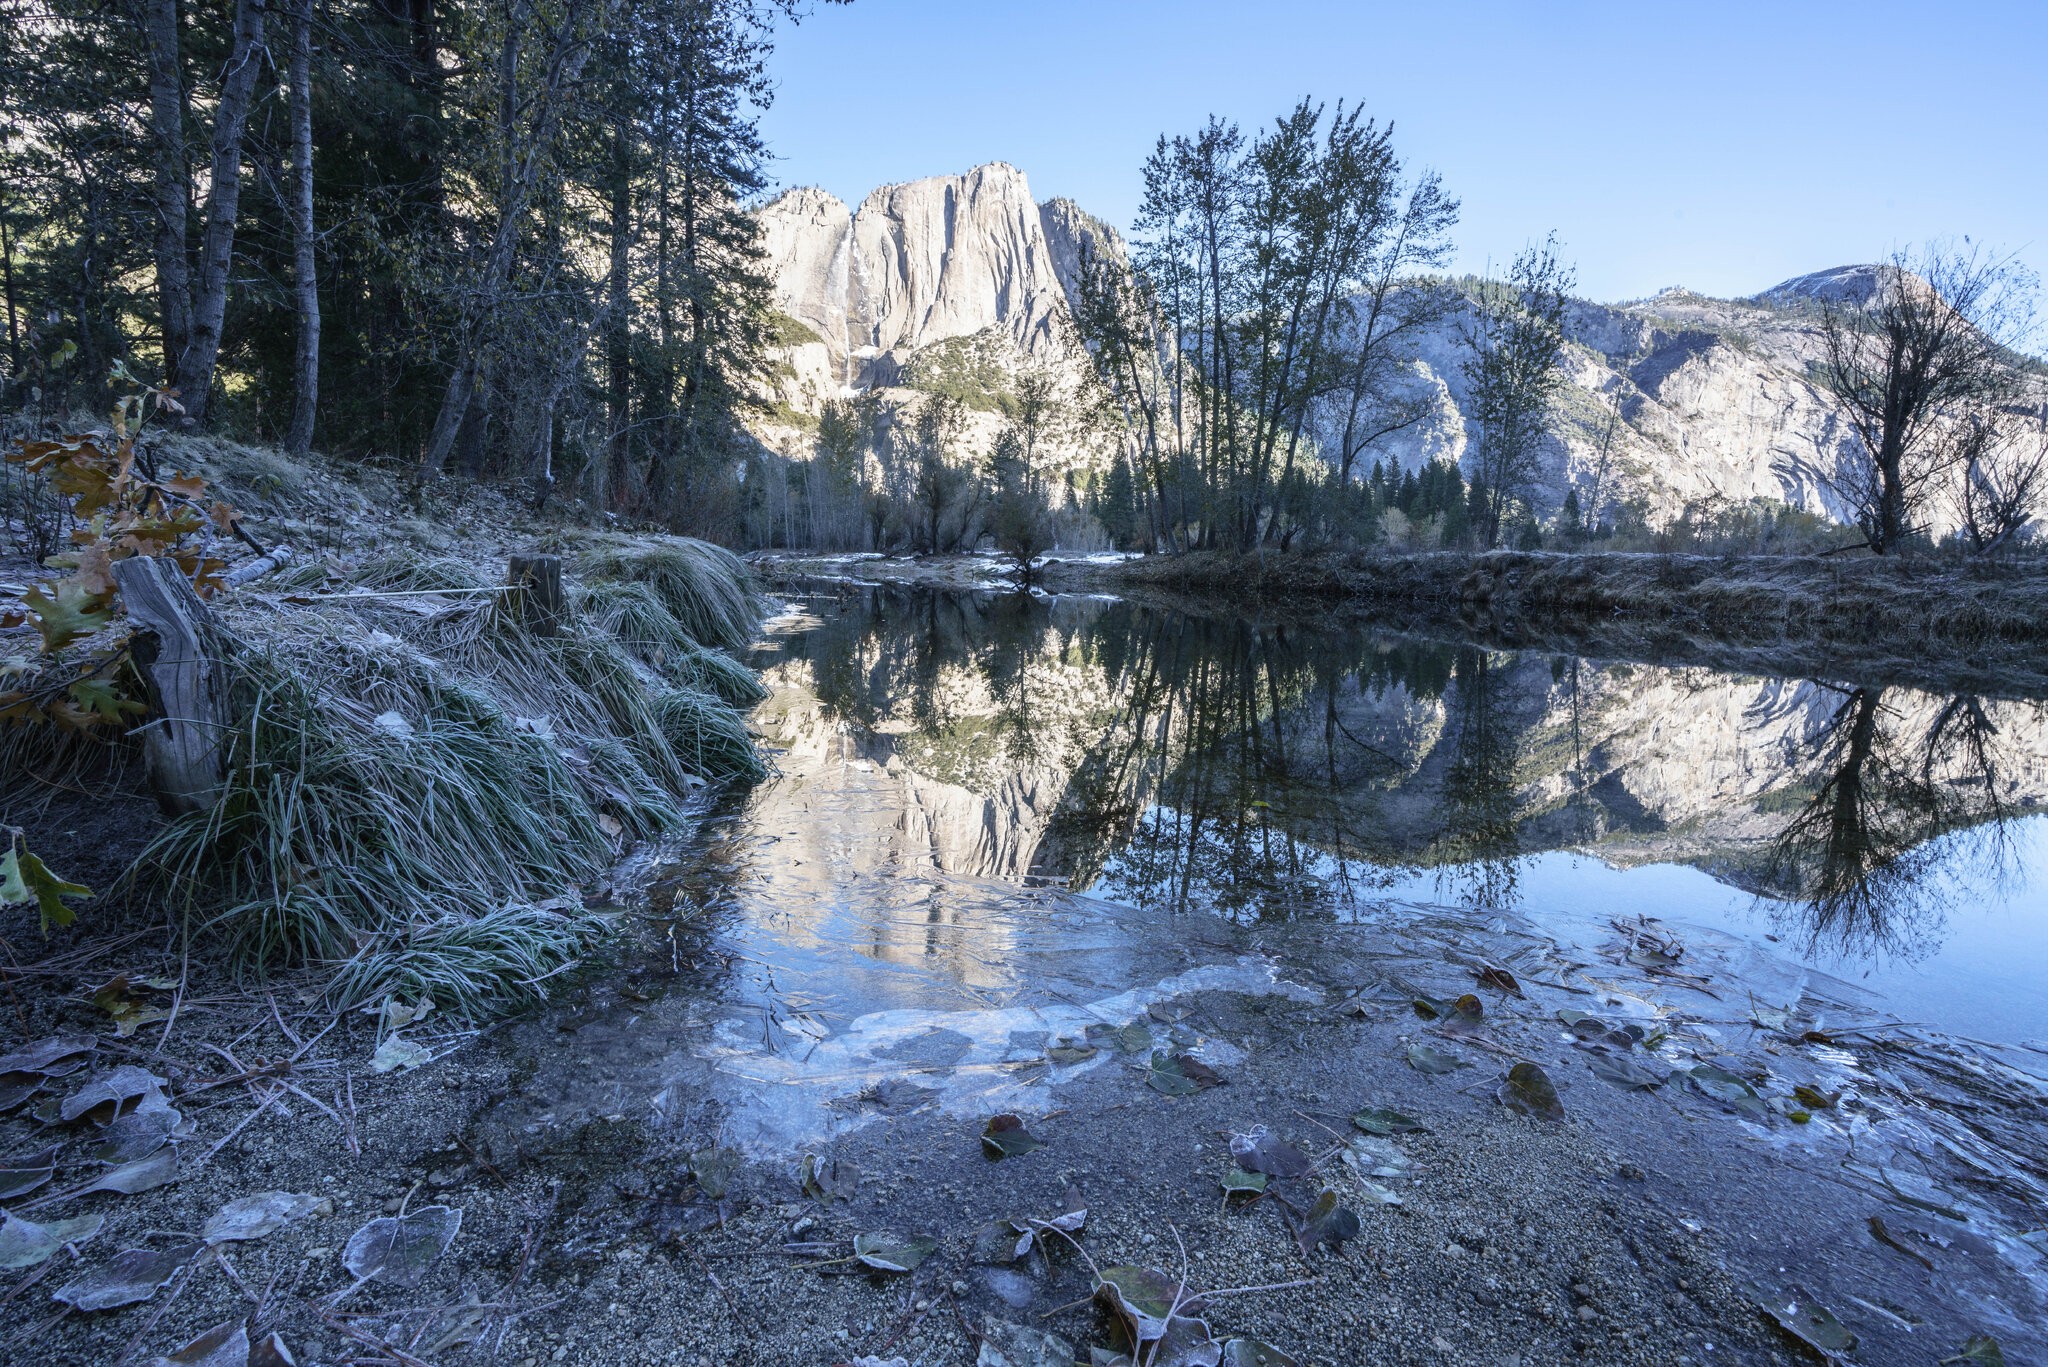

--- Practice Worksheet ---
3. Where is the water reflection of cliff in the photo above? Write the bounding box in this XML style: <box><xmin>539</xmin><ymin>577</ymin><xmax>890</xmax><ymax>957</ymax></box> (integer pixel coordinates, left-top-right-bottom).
<box><xmin>762</xmin><ymin>588</ymin><xmax>2048</xmax><ymax>963</ymax></box>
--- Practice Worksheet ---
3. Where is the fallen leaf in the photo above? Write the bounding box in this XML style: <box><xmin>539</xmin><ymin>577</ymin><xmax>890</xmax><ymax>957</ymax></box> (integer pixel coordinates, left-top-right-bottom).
<box><xmin>342</xmin><ymin>1206</ymin><xmax>461</xmax><ymax>1288</ymax></box>
<box><xmin>204</xmin><ymin>1192</ymin><xmax>325</xmax><ymax>1244</ymax></box>
<box><xmin>1147</xmin><ymin>1052</ymin><xmax>1223</xmax><ymax>1096</ymax></box>
<box><xmin>1287</xmin><ymin>1188</ymin><xmax>1360</xmax><ymax>1255</ymax></box>
<box><xmin>1409</xmin><ymin>995</ymin><xmax>1455</xmax><ymax>1021</ymax></box>
<box><xmin>1688</xmin><ymin>1064</ymin><xmax>1767</xmax><ymax>1118</ymax></box>
<box><xmin>80</xmin><ymin>1147</ymin><xmax>179</xmax><ymax>1196</ymax></box>
<box><xmin>378</xmin><ymin>997</ymin><xmax>435</xmax><ymax>1032</ymax></box>
<box><xmin>1940</xmin><ymin>1336</ymin><xmax>2007</xmax><ymax>1366</ymax></box>
<box><xmin>92</xmin><ymin>975</ymin><xmax>173</xmax><ymax>1036</ymax></box>
<box><xmin>59</xmin><ymin>1065</ymin><xmax>167</xmax><ymax>1123</ymax></box>
<box><xmin>982</xmin><ymin>1114</ymin><xmax>1045</xmax><ymax>1160</ymax></box>
<box><xmin>1556</xmin><ymin>1009</ymin><xmax>1608</xmax><ymax>1041</ymax></box>
<box><xmin>53</xmin><ymin>1241</ymin><xmax>201</xmax><ymax>1311</ymax></box>
<box><xmin>247</xmin><ymin>1331</ymin><xmax>296</xmax><ymax>1367</ymax></box>
<box><xmin>0</xmin><ymin>1035</ymin><xmax>94</xmax><ymax>1077</ymax></box>
<box><xmin>690</xmin><ymin>1147</ymin><xmax>741</xmax><ymax>1199</ymax></box>
<box><xmin>1499</xmin><ymin>1062</ymin><xmax>1565</xmax><ymax>1122</ymax></box>
<box><xmin>1110</xmin><ymin>1022</ymin><xmax>1154</xmax><ymax>1055</ymax></box>
<box><xmin>0</xmin><ymin>1211</ymin><xmax>105</xmax><ymax>1269</ymax></box>
<box><xmin>1474</xmin><ymin>965</ymin><xmax>1523</xmax><ymax>996</ymax></box>
<box><xmin>1229</xmin><ymin>1129</ymin><xmax>1310</xmax><ymax>1179</ymax></box>
<box><xmin>1351</xmin><ymin>1107</ymin><xmax>1424</xmax><ymax>1135</ymax></box>
<box><xmin>800</xmin><ymin>1153</ymin><xmax>858</xmax><ymax>1202</ymax></box>
<box><xmin>1221</xmin><ymin>1340</ymin><xmax>1298</xmax><ymax>1367</ymax></box>
<box><xmin>368</xmin><ymin>1036</ymin><xmax>429</xmax><ymax>1074</ymax></box>
<box><xmin>1587</xmin><ymin>1053</ymin><xmax>1667</xmax><ymax>1091</ymax></box>
<box><xmin>1095</xmin><ymin>1265</ymin><xmax>1201</xmax><ymax>1345</ymax></box>
<box><xmin>1755</xmin><ymin>1287</ymin><xmax>1856</xmax><ymax>1359</ymax></box>
<box><xmin>1406</xmin><ymin>1043</ymin><xmax>1469</xmax><ymax>1075</ymax></box>
<box><xmin>1045</xmin><ymin>1039</ymin><xmax>1097</xmax><ymax>1066</ymax></box>
<box><xmin>150</xmin><ymin>1320</ymin><xmax>249</xmax><ymax>1367</ymax></box>
<box><xmin>851</xmin><ymin>1231</ymin><xmax>937</xmax><ymax>1273</ymax></box>
<box><xmin>95</xmin><ymin>1096</ymin><xmax>182</xmax><ymax>1162</ymax></box>
<box><xmin>977</xmin><ymin>1314</ymin><xmax>1076</xmax><ymax>1367</ymax></box>
<box><xmin>1220</xmin><ymin>1168</ymin><xmax>1268</xmax><ymax>1197</ymax></box>
<box><xmin>986</xmin><ymin>1205</ymin><xmax>1085</xmax><ymax>1264</ymax></box>
<box><xmin>0</xmin><ymin>1142</ymin><xmax>60</xmax><ymax>1199</ymax></box>
<box><xmin>1340</xmin><ymin>1135</ymin><xmax>1411</xmax><ymax>1180</ymax></box>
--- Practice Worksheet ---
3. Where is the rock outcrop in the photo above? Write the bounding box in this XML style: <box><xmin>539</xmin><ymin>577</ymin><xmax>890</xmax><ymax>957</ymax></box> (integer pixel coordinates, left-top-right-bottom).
<box><xmin>758</xmin><ymin>163</ymin><xmax>1102</xmax><ymax>400</ymax></box>
<box><xmin>756</xmin><ymin>163</ymin><xmax>2041</xmax><ymax>533</ymax></box>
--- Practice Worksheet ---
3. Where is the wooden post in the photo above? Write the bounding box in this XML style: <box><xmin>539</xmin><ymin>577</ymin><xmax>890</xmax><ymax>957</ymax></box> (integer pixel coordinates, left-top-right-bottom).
<box><xmin>506</xmin><ymin>554</ymin><xmax>565</xmax><ymax>637</ymax></box>
<box><xmin>111</xmin><ymin>556</ymin><xmax>231</xmax><ymax>815</ymax></box>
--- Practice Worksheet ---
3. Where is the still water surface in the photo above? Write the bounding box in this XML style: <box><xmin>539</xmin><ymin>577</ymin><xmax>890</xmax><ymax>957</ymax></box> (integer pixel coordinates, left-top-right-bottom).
<box><xmin>744</xmin><ymin>586</ymin><xmax>2048</xmax><ymax>1047</ymax></box>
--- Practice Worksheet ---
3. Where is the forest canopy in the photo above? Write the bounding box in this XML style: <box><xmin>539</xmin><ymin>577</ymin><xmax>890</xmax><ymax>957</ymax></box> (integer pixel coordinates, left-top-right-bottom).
<box><xmin>0</xmin><ymin>0</ymin><xmax>826</xmax><ymax>534</ymax></box>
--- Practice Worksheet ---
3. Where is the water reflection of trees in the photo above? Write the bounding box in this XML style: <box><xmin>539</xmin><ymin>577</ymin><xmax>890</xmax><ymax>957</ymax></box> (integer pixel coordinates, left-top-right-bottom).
<box><xmin>785</xmin><ymin>588</ymin><xmax>2042</xmax><ymax>955</ymax></box>
<box><xmin>1755</xmin><ymin>687</ymin><xmax>2028</xmax><ymax>961</ymax></box>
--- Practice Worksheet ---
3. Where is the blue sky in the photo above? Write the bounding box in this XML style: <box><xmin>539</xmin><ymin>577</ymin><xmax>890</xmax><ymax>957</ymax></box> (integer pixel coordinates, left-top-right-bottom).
<box><xmin>755</xmin><ymin>0</ymin><xmax>2045</xmax><ymax>304</ymax></box>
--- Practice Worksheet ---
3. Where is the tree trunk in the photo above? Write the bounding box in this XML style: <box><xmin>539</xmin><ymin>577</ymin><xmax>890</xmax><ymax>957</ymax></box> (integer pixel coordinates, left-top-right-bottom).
<box><xmin>506</xmin><ymin>554</ymin><xmax>565</xmax><ymax>636</ymax></box>
<box><xmin>418</xmin><ymin>0</ymin><xmax>608</xmax><ymax>476</ymax></box>
<box><xmin>112</xmin><ymin>556</ymin><xmax>232</xmax><ymax>815</ymax></box>
<box><xmin>177</xmin><ymin>0</ymin><xmax>271</xmax><ymax>424</ymax></box>
<box><xmin>605</xmin><ymin>114</ymin><xmax>633</xmax><ymax>496</ymax></box>
<box><xmin>0</xmin><ymin>178</ymin><xmax>21</xmax><ymax>373</ymax></box>
<box><xmin>134</xmin><ymin>0</ymin><xmax>194</xmax><ymax>389</ymax></box>
<box><xmin>285</xmin><ymin>0</ymin><xmax>321</xmax><ymax>457</ymax></box>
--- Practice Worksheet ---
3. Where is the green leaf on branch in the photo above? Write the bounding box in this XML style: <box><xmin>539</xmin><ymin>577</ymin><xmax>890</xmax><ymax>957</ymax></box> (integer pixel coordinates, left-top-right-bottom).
<box><xmin>1</xmin><ymin>850</ymin><xmax>92</xmax><ymax>931</ymax></box>
<box><xmin>23</xmin><ymin>580</ymin><xmax>112</xmax><ymax>653</ymax></box>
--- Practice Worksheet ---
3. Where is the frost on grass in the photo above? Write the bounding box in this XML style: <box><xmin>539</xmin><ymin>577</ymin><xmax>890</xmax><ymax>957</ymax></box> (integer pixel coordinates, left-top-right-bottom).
<box><xmin>131</xmin><ymin>536</ymin><xmax>768</xmax><ymax>1015</ymax></box>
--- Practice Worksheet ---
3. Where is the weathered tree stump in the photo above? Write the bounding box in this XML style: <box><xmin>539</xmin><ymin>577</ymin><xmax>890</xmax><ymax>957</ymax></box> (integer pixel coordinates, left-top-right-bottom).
<box><xmin>506</xmin><ymin>554</ymin><xmax>565</xmax><ymax>637</ymax></box>
<box><xmin>111</xmin><ymin>556</ymin><xmax>231</xmax><ymax>815</ymax></box>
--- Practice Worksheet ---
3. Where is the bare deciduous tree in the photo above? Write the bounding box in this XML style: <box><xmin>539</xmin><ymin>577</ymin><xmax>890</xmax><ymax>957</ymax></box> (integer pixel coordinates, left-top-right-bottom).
<box><xmin>1814</xmin><ymin>243</ymin><xmax>2037</xmax><ymax>553</ymax></box>
<box><xmin>1953</xmin><ymin>407</ymin><xmax>2048</xmax><ymax>552</ymax></box>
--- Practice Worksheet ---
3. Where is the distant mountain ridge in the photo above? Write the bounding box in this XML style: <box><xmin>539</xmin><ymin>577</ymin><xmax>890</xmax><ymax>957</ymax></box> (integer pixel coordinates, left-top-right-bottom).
<box><xmin>754</xmin><ymin>163</ymin><xmax>2038</xmax><ymax>532</ymax></box>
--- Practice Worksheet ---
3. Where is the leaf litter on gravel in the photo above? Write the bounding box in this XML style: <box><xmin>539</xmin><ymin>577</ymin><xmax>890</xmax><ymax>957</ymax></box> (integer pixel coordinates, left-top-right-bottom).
<box><xmin>147</xmin><ymin>1320</ymin><xmax>297</xmax><ymax>1367</ymax></box>
<box><xmin>59</xmin><ymin>1065</ymin><xmax>168</xmax><ymax>1124</ymax></box>
<box><xmin>1753</xmin><ymin>1286</ymin><xmax>1857</xmax><ymax>1360</ymax></box>
<box><xmin>1351</xmin><ymin>1107</ymin><xmax>1424</xmax><ymax>1135</ymax></box>
<box><xmin>1406</xmin><ymin>1043</ymin><xmax>1470</xmax><ymax>1075</ymax></box>
<box><xmin>850</xmin><ymin>1231</ymin><xmax>938</xmax><ymax>1273</ymax></box>
<box><xmin>1499</xmin><ymin>1062</ymin><xmax>1565</xmax><ymax>1121</ymax></box>
<box><xmin>342</xmin><ymin>1205</ymin><xmax>461</xmax><ymax>1288</ymax></box>
<box><xmin>79</xmin><ymin>1146</ymin><xmax>180</xmax><ymax>1196</ymax></box>
<box><xmin>1147</xmin><ymin>1051</ymin><xmax>1224</xmax><ymax>1096</ymax></box>
<box><xmin>0</xmin><ymin>1142</ymin><xmax>60</xmax><ymax>1199</ymax></box>
<box><xmin>203</xmin><ymin>1191</ymin><xmax>327</xmax><ymax>1244</ymax></box>
<box><xmin>1228</xmin><ymin>1129</ymin><xmax>1311</xmax><ymax>1180</ymax></box>
<box><xmin>53</xmin><ymin>1241</ymin><xmax>202</xmax><ymax>1311</ymax></box>
<box><xmin>1587</xmin><ymin>1052</ymin><xmax>1668</xmax><ymax>1091</ymax></box>
<box><xmin>1286</xmin><ymin>1188</ymin><xmax>1361</xmax><ymax>1255</ymax></box>
<box><xmin>982</xmin><ymin>1113</ymin><xmax>1045</xmax><ymax>1159</ymax></box>
<box><xmin>983</xmin><ymin>1194</ymin><xmax>1086</xmax><ymax>1263</ymax></box>
<box><xmin>1688</xmin><ymin>1064</ymin><xmax>1768</xmax><ymax>1118</ymax></box>
<box><xmin>0</xmin><ymin>1210</ymin><xmax>104</xmax><ymax>1269</ymax></box>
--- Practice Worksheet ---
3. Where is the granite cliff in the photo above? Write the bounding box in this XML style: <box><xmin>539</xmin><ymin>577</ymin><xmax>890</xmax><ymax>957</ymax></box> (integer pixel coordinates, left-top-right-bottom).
<box><xmin>756</xmin><ymin>163</ymin><xmax>2039</xmax><ymax>531</ymax></box>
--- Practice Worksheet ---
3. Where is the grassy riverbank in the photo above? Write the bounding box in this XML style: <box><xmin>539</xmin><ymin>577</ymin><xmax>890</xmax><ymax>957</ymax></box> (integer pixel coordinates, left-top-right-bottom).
<box><xmin>4</xmin><ymin>438</ymin><xmax>769</xmax><ymax>1016</ymax></box>
<box><xmin>1113</xmin><ymin>547</ymin><xmax>2048</xmax><ymax>643</ymax></box>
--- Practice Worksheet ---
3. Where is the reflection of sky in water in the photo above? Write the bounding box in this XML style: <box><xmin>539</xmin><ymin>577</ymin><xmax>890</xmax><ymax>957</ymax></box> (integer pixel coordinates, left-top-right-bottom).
<box><xmin>1090</xmin><ymin>814</ymin><xmax>2048</xmax><ymax>1044</ymax></box>
<box><xmin>1493</xmin><ymin>825</ymin><xmax>2048</xmax><ymax>1047</ymax></box>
